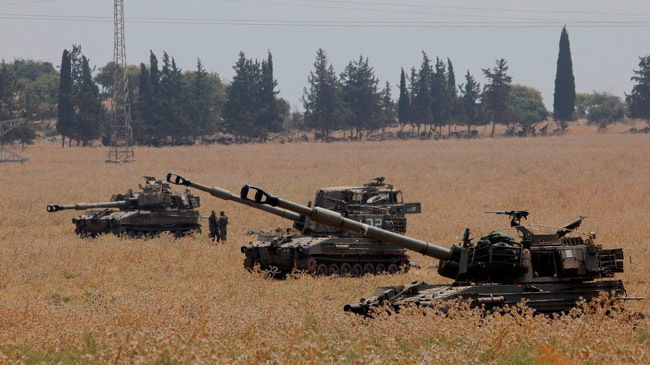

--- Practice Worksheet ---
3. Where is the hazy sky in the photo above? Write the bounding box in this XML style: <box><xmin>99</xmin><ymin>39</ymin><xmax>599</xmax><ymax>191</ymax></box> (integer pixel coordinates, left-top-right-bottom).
<box><xmin>2</xmin><ymin>0</ymin><xmax>649</xmax><ymax>110</ymax></box>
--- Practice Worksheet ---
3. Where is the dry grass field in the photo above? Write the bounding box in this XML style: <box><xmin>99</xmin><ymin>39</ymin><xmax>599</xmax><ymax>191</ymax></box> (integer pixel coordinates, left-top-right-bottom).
<box><xmin>1</xmin><ymin>131</ymin><xmax>650</xmax><ymax>363</ymax></box>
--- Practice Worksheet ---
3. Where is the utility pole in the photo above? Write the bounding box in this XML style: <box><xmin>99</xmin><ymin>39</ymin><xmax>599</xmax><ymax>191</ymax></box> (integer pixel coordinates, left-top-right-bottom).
<box><xmin>106</xmin><ymin>0</ymin><xmax>135</xmax><ymax>163</ymax></box>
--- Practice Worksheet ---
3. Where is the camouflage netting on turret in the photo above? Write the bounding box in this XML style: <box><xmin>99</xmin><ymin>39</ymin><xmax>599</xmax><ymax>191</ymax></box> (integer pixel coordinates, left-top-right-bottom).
<box><xmin>475</xmin><ymin>231</ymin><xmax>521</xmax><ymax>267</ymax></box>
<box><xmin>476</xmin><ymin>231</ymin><xmax>516</xmax><ymax>248</ymax></box>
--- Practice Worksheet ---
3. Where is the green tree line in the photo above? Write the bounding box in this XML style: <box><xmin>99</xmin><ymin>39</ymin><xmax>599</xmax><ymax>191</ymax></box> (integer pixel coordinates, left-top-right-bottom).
<box><xmin>2</xmin><ymin>27</ymin><xmax>650</xmax><ymax>148</ymax></box>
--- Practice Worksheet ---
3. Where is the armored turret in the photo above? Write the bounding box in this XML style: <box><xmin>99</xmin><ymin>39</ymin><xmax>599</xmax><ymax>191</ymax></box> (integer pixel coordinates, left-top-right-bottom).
<box><xmin>241</xmin><ymin>185</ymin><xmax>639</xmax><ymax>314</ymax></box>
<box><xmin>47</xmin><ymin>176</ymin><xmax>201</xmax><ymax>238</ymax></box>
<box><xmin>167</xmin><ymin>173</ymin><xmax>419</xmax><ymax>276</ymax></box>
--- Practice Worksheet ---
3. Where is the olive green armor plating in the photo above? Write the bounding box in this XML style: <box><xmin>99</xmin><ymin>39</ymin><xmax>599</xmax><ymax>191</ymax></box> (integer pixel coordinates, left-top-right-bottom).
<box><xmin>47</xmin><ymin>176</ymin><xmax>201</xmax><ymax>238</ymax></box>
<box><xmin>166</xmin><ymin>173</ymin><xmax>420</xmax><ymax>276</ymax></box>
<box><xmin>241</xmin><ymin>186</ymin><xmax>640</xmax><ymax>314</ymax></box>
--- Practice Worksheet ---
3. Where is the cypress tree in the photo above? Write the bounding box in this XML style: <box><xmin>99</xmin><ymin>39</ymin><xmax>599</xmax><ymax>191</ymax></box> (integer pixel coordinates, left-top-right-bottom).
<box><xmin>145</xmin><ymin>51</ymin><xmax>162</xmax><ymax>142</ymax></box>
<box><xmin>67</xmin><ymin>45</ymin><xmax>84</xmax><ymax>145</ymax></box>
<box><xmin>447</xmin><ymin>58</ymin><xmax>459</xmax><ymax>131</ymax></box>
<box><xmin>398</xmin><ymin>68</ymin><xmax>410</xmax><ymax>130</ymax></box>
<box><xmin>57</xmin><ymin>49</ymin><xmax>73</xmax><ymax>147</ymax></box>
<box><xmin>408</xmin><ymin>67</ymin><xmax>418</xmax><ymax>133</ymax></box>
<box><xmin>553</xmin><ymin>26</ymin><xmax>576</xmax><ymax>129</ymax></box>
<box><xmin>626</xmin><ymin>54</ymin><xmax>650</xmax><ymax>127</ymax></box>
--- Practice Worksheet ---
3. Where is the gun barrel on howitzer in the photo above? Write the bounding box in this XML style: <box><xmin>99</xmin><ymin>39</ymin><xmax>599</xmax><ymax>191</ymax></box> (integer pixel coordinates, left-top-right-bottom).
<box><xmin>240</xmin><ymin>184</ymin><xmax>453</xmax><ymax>260</ymax></box>
<box><xmin>47</xmin><ymin>200</ymin><xmax>128</xmax><ymax>212</ymax></box>
<box><xmin>166</xmin><ymin>173</ymin><xmax>301</xmax><ymax>222</ymax></box>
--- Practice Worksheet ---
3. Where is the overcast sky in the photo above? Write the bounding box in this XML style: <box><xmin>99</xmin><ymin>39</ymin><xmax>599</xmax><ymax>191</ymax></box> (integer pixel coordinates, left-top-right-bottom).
<box><xmin>2</xmin><ymin>0</ymin><xmax>649</xmax><ymax>110</ymax></box>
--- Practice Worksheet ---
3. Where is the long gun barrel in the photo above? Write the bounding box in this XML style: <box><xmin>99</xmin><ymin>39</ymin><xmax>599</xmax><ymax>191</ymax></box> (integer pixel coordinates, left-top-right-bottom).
<box><xmin>240</xmin><ymin>184</ymin><xmax>453</xmax><ymax>260</ymax></box>
<box><xmin>47</xmin><ymin>200</ymin><xmax>128</xmax><ymax>212</ymax></box>
<box><xmin>166</xmin><ymin>173</ymin><xmax>301</xmax><ymax>222</ymax></box>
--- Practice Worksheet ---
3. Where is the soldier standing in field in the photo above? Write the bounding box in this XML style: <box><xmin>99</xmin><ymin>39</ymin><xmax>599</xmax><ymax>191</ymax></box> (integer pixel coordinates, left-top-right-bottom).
<box><xmin>208</xmin><ymin>210</ymin><xmax>219</xmax><ymax>243</ymax></box>
<box><xmin>217</xmin><ymin>211</ymin><xmax>228</xmax><ymax>243</ymax></box>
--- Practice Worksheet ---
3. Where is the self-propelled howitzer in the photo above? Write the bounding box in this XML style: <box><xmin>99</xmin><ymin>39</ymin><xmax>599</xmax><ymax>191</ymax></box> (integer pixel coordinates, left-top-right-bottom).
<box><xmin>241</xmin><ymin>185</ymin><xmax>638</xmax><ymax>315</ymax></box>
<box><xmin>47</xmin><ymin>176</ymin><xmax>201</xmax><ymax>238</ymax></box>
<box><xmin>167</xmin><ymin>173</ymin><xmax>414</xmax><ymax>276</ymax></box>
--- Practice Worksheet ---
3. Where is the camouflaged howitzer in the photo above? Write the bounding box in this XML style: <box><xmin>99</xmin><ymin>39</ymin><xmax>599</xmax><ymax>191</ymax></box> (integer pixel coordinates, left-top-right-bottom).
<box><xmin>166</xmin><ymin>173</ymin><xmax>420</xmax><ymax>276</ymax></box>
<box><xmin>47</xmin><ymin>176</ymin><xmax>201</xmax><ymax>238</ymax></box>
<box><xmin>241</xmin><ymin>186</ymin><xmax>643</xmax><ymax>315</ymax></box>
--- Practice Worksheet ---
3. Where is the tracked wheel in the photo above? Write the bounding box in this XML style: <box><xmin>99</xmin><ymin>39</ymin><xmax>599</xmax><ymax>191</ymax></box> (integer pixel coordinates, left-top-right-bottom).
<box><xmin>340</xmin><ymin>263</ymin><xmax>352</xmax><ymax>276</ymax></box>
<box><xmin>363</xmin><ymin>263</ymin><xmax>375</xmax><ymax>276</ymax></box>
<box><xmin>328</xmin><ymin>263</ymin><xmax>340</xmax><ymax>276</ymax></box>
<box><xmin>316</xmin><ymin>263</ymin><xmax>328</xmax><ymax>276</ymax></box>
<box><xmin>375</xmin><ymin>264</ymin><xmax>386</xmax><ymax>274</ymax></box>
<box><xmin>388</xmin><ymin>263</ymin><xmax>399</xmax><ymax>274</ymax></box>
<box><xmin>351</xmin><ymin>264</ymin><xmax>363</xmax><ymax>277</ymax></box>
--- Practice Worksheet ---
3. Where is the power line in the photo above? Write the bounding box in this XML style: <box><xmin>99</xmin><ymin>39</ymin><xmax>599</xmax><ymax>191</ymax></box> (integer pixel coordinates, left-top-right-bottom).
<box><xmin>213</xmin><ymin>0</ymin><xmax>599</xmax><ymax>23</ymax></box>
<box><xmin>0</xmin><ymin>0</ymin><xmax>55</xmax><ymax>7</ymax></box>
<box><xmin>297</xmin><ymin>0</ymin><xmax>650</xmax><ymax>18</ymax></box>
<box><xmin>1</xmin><ymin>13</ymin><xmax>649</xmax><ymax>28</ymax></box>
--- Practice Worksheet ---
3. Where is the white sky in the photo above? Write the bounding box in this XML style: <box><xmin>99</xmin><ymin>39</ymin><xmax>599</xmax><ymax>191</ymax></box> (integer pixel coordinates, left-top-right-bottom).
<box><xmin>1</xmin><ymin>0</ymin><xmax>649</xmax><ymax>110</ymax></box>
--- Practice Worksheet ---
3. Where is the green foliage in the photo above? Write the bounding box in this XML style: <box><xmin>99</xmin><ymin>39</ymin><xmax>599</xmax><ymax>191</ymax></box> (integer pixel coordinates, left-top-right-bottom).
<box><xmin>93</xmin><ymin>62</ymin><xmax>139</xmax><ymax>97</ymax></box>
<box><xmin>380</xmin><ymin>81</ymin><xmax>396</xmax><ymax>130</ymax></box>
<box><xmin>626</xmin><ymin>54</ymin><xmax>650</xmax><ymax>127</ymax></box>
<box><xmin>397</xmin><ymin>68</ymin><xmax>410</xmax><ymax>129</ymax></box>
<box><xmin>508</xmin><ymin>85</ymin><xmax>549</xmax><ymax>136</ymax></box>
<box><xmin>412</xmin><ymin>52</ymin><xmax>433</xmax><ymax>132</ymax></box>
<box><xmin>446</xmin><ymin>58</ymin><xmax>459</xmax><ymax>128</ymax></box>
<box><xmin>0</xmin><ymin>59</ymin><xmax>58</xmax><ymax>146</ymax></box>
<box><xmin>459</xmin><ymin>70</ymin><xmax>482</xmax><ymax>131</ymax></box>
<box><xmin>553</xmin><ymin>26</ymin><xmax>576</xmax><ymax>128</ymax></box>
<box><xmin>76</xmin><ymin>55</ymin><xmax>104</xmax><ymax>145</ymax></box>
<box><xmin>575</xmin><ymin>93</ymin><xmax>596</xmax><ymax>118</ymax></box>
<box><xmin>160</xmin><ymin>52</ymin><xmax>187</xmax><ymax>143</ymax></box>
<box><xmin>11</xmin><ymin>58</ymin><xmax>56</xmax><ymax>81</ymax></box>
<box><xmin>187</xmin><ymin>58</ymin><xmax>218</xmax><ymax>141</ymax></box>
<box><xmin>585</xmin><ymin>91</ymin><xmax>625</xmax><ymax>129</ymax></box>
<box><xmin>223</xmin><ymin>51</ymin><xmax>284</xmax><ymax>141</ymax></box>
<box><xmin>430</xmin><ymin>57</ymin><xmax>451</xmax><ymax>131</ymax></box>
<box><xmin>57</xmin><ymin>49</ymin><xmax>73</xmax><ymax>145</ymax></box>
<box><xmin>303</xmin><ymin>49</ymin><xmax>344</xmax><ymax>139</ymax></box>
<box><xmin>340</xmin><ymin>55</ymin><xmax>382</xmax><ymax>136</ymax></box>
<box><xmin>223</xmin><ymin>52</ymin><xmax>258</xmax><ymax>139</ymax></box>
<box><xmin>56</xmin><ymin>46</ymin><xmax>105</xmax><ymax>146</ymax></box>
<box><xmin>0</xmin><ymin>60</ymin><xmax>16</xmax><ymax>120</ymax></box>
<box><xmin>483</xmin><ymin>58</ymin><xmax>513</xmax><ymax>136</ymax></box>
<box><xmin>257</xmin><ymin>52</ymin><xmax>284</xmax><ymax>140</ymax></box>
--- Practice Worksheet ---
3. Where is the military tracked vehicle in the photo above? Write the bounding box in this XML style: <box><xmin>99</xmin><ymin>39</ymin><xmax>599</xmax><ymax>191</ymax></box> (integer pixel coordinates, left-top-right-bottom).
<box><xmin>47</xmin><ymin>176</ymin><xmax>201</xmax><ymax>238</ymax></box>
<box><xmin>166</xmin><ymin>173</ymin><xmax>420</xmax><ymax>276</ymax></box>
<box><xmin>241</xmin><ymin>185</ymin><xmax>642</xmax><ymax>314</ymax></box>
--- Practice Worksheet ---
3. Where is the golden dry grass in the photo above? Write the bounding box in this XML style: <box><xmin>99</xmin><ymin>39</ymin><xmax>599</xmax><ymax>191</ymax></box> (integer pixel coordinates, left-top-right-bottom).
<box><xmin>1</xmin><ymin>132</ymin><xmax>649</xmax><ymax>363</ymax></box>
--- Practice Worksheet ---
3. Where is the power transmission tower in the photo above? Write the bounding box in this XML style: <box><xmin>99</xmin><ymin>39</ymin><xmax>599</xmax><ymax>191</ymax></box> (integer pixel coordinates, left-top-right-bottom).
<box><xmin>106</xmin><ymin>0</ymin><xmax>135</xmax><ymax>163</ymax></box>
<box><xmin>0</xmin><ymin>118</ymin><xmax>29</xmax><ymax>163</ymax></box>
